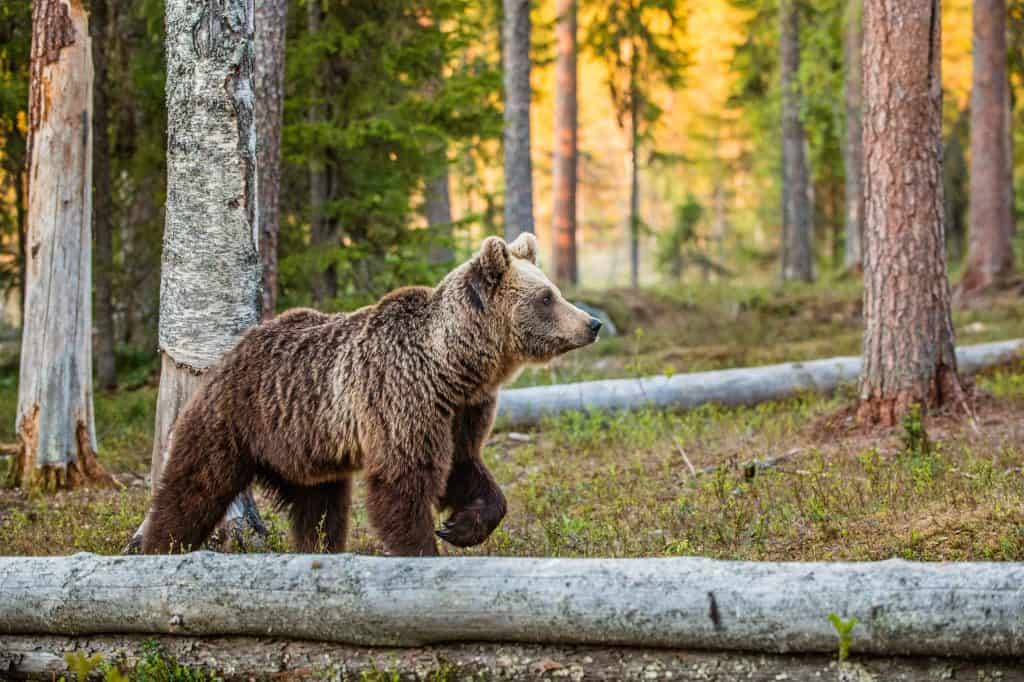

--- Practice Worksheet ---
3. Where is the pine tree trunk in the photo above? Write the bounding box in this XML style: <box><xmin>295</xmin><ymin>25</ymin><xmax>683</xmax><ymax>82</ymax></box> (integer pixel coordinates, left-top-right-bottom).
<box><xmin>12</xmin><ymin>0</ymin><xmax>116</xmax><ymax>490</ymax></box>
<box><xmin>502</xmin><ymin>0</ymin><xmax>535</xmax><ymax>240</ymax></box>
<box><xmin>629</xmin><ymin>80</ymin><xmax>640</xmax><ymax>289</ymax></box>
<box><xmin>255</xmin><ymin>0</ymin><xmax>287</xmax><ymax>321</ymax></box>
<box><xmin>130</xmin><ymin>0</ymin><xmax>265</xmax><ymax>550</ymax></box>
<box><xmin>779</xmin><ymin>0</ymin><xmax>813</xmax><ymax>282</ymax></box>
<box><xmin>425</xmin><ymin>160</ymin><xmax>454</xmax><ymax>266</ymax></box>
<box><xmin>961</xmin><ymin>0</ymin><xmax>1013</xmax><ymax>295</ymax></box>
<box><xmin>552</xmin><ymin>0</ymin><xmax>578</xmax><ymax>286</ymax></box>
<box><xmin>91</xmin><ymin>0</ymin><xmax>117</xmax><ymax>390</ymax></box>
<box><xmin>306</xmin><ymin>1</ymin><xmax>333</xmax><ymax>306</ymax></box>
<box><xmin>858</xmin><ymin>0</ymin><xmax>963</xmax><ymax>426</ymax></box>
<box><xmin>842</xmin><ymin>0</ymin><xmax>864</xmax><ymax>272</ymax></box>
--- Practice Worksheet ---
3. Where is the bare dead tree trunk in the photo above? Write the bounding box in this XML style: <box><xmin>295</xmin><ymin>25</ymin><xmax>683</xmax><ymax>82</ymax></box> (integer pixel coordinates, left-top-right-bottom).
<box><xmin>779</xmin><ymin>0</ymin><xmax>813</xmax><ymax>282</ymax></box>
<box><xmin>859</xmin><ymin>0</ymin><xmax>963</xmax><ymax>427</ymax></box>
<box><xmin>255</xmin><ymin>0</ymin><xmax>287</xmax><ymax>320</ymax></box>
<box><xmin>961</xmin><ymin>0</ymin><xmax>1013</xmax><ymax>296</ymax></box>
<box><xmin>129</xmin><ymin>0</ymin><xmax>265</xmax><ymax>551</ymax></box>
<box><xmin>503</xmin><ymin>0</ymin><xmax>535</xmax><ymax>240</ymax></box>
<box><xmin>12</xmin><ymin>0</ymin><xmax>117</xmax><ymax>490</ymax></box>
<box><xmin>91</xmin><ymin>0</ymin><xmax>117</xmax><ymax>390</ymax></box>
<box><xmin>552</xmin><ymin>0</ymin><xmax>578</xmax><ymax>286</ymax></box>
<box><xmin>842</xmin><ymin>0</ymin><xmax>864</xmax><ymax>272</ymax></box>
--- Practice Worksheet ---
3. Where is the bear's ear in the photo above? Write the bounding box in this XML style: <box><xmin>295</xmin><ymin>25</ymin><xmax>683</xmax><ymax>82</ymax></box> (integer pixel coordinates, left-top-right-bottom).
<box><xmin>478</xmin><ymin>236</ymin><xmax>510</xmax><ymax>285</ymax></box>
<box><xmin>508</xmin><ymin>232</ymin><xmax>538</xmax><ymax>264</ymax></box>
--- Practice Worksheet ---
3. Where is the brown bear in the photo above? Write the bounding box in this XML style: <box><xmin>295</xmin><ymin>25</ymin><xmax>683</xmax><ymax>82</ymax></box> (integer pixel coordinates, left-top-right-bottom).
<box><xmin>141</xmin><ymin>233</ymin><xmax>601</xmax><ymax>556</ymax></box>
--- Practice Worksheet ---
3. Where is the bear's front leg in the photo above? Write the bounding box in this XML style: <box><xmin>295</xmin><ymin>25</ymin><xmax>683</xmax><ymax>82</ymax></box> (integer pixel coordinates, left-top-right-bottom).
<box><xmin>363</xmin><ymin>422</ymin><xmax>452</xmax><ymax>557</ymax></box>
<box><xmin>437</xmin><ymin>400</ymin><xmax>507</xmax><ymax>548</ymax></box>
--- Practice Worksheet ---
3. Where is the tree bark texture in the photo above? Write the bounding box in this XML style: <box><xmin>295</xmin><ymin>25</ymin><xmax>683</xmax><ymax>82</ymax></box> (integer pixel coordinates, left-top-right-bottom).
<box><xmin>842</xmin><ymin>0</ymin><xmax>864</xmax><ymax>271</ymax></box>
<box><xmin>859</xmin><ymin>0</ymin><xmax>962</xmax><ymax>426</ymax></box>
<box><xmin>629</xmin><ymin>79</ymin><xmax>640</xmax><ymax>289</ymax></box>
<box><xmin>779</xmin><ymin>0</ymin><xmax>813</xmax><ymax>282</ymax></box>
<box><xmin>503</xmin><ymin>0</ymin><xmax>535</xmax><ymax>240</ymax></box>
<box><xmin>90</xmin><ymin>0</ymin><xmax>117</xmax><ymax>389</ymax></box>
<box><xmin>3</xmin><ymin>636</ymin><xmax>1021</xmax><ymax>681</ymax></box>
<box><xmin>139</xmin><ymin>0</ymin><xmax>264</xmax><ymax>547</ymax></box>
<box><xmin>961</xmin><ymin>0</ymin><xmax>1014</xmax><ymax>295</ymax></box>
<box><xmin>552</xmin><ymin>0</ymin><xmax>578</xmax><ymax>286</ymax></box>
<box><xmin>254</xmin><ymin>0</ymin><xmax>287</xmax><ymax>320</ymax></box>
<box><xmin>161</xmin><ymin>0</ymin><xmax>261</xmax><ymax>370</ymax></box>
<box><xmin>496</xmin><ymin>338</ymin><xmax>1021</xmax><ymax>427</ymax></box>
<box><xmin>0</xmin><ymin>553</ymin><xmax>1022</xmax><ymax>657</ymax></box>
<box><xmin>306</xmin><ymin>0</ymin><xmax>334</xmax><ymax>306</ymax></box>
<box><xmin>425</xmin><ymin>161</ymin><xmax>455</xmax><ymax>266</ymax></box>
<box><xmin>13</xmin><ymin>0</ymin><xmax>115</xmax><ymax>490</ymax></box>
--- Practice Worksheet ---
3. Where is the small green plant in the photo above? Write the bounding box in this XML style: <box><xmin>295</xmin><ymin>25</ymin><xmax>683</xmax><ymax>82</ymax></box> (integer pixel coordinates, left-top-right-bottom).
<box><xmin>828</xmin><ymin>613</ymin><xmax>858</xmax><ymax>662</ymax></box>
<box><xmin>65</xmin><ymin>651</ymin><xmax>104</xmax><ymax>680</ymax></box>
<box><xmin>899</xmin><ymin>404</ymin><xmax>930</xmax><ymax>458</ymax></box>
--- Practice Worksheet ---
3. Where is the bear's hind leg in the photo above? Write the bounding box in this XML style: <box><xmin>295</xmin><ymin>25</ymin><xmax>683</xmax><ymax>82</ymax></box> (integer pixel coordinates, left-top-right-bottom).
<box><xmin>272</xmin><ymin>478</ymin><xmax>352</xmax><ymax>553</ymax></box>
<box><xmin>142</xmin><ymin>430</ymin><xmax>255</xmax><ymax>554</ymax></box>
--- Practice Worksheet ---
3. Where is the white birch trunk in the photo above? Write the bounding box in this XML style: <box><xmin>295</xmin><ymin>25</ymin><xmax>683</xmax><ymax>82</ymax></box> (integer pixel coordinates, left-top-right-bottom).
<box><xmin>0</xmin><ymin>553</ymin><xmax>1021</xmax><ymax>657</ymax></box>
<box><xmin>497</xmin><ymin>339</ymin><xmax>1024</xmax><ymax>427</ymax></box>
<box><xmin>13</xmin><ymin>0</ymin><xmax>114</xmax><ymax>489</ymax></box>
<box><xmin>131</xmin><ymin>0</ymin><xmax>263</xmax><ymax>549</ymax></box>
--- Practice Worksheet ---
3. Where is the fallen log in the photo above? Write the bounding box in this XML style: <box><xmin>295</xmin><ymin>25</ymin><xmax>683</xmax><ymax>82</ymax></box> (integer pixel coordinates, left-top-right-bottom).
<box><xmin>497</xmin><ymin>338</ymin><xmax>1024</xmax><ymax>426</ymax></box>
<box><xmin>1</xmin><ymin>553</ymin><xmax>1021</xmax><ymax>658</ymax></box>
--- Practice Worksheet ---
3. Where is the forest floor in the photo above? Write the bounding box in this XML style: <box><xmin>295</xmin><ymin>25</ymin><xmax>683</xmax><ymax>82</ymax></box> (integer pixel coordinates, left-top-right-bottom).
<box><xmin>3</xmin><ymin>283</ymin><xmax>1024</xmax><ymax>679</ymax></box>
<box><xmin>1</xmin><ymin>282</ymin><xmax>1023</xmax><ymax>562</ymax></box>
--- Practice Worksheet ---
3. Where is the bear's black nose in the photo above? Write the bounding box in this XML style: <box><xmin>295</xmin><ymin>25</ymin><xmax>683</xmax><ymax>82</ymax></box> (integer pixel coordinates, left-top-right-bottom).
<box><xmin>588</xmin><ymin>317</ymin><xmax>603</xmax><ymax>334</ymax></box>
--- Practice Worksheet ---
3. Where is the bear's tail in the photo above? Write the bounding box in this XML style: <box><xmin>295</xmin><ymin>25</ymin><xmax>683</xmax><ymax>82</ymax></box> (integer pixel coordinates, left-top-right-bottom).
<box><xmin>141</xmin><ymin>410</ymin><xmax>255</xmax><ymax>554</ymax></box>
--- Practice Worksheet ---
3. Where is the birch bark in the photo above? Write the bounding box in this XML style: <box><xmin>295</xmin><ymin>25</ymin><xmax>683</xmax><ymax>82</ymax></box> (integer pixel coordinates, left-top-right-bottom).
<box><xmin>12</xmin><ymin>0</ymin><xmax>115</xmax><ymax>489</ymax></box>
<box><xmin>130</xmin><ymin>0</ymin><xmax>265</xmax><ymax>549</ymax></box>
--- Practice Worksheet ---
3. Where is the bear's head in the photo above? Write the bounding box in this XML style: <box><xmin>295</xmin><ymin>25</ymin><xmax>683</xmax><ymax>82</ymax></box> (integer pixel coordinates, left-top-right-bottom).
<box><xmin>459</xmin><ymin>233</ymin><xmax>601</xmax><ymax>365</ymax></box>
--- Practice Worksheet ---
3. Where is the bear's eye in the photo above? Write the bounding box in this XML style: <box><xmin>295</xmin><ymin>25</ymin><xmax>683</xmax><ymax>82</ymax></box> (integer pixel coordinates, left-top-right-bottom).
<box><xmin>541</xmin><ymin>292</ymin><xmax>553</xmax><ymax>307</ymax></box>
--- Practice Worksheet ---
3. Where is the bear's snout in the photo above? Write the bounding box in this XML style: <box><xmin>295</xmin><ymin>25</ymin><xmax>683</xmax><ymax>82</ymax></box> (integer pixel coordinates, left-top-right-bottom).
<box><xmin>587</xmin><ymin>317</ymin><xmax>602</xmax><ymax>337</ymax></box>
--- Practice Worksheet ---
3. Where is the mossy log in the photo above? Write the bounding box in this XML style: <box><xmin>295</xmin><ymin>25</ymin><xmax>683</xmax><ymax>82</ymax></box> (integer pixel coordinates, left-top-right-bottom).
<box><xmin>1</xmin><ymin>553</ymin><xmax>1021</xmax><ymax>658</ymax></box>
<box><xmin>497</xmin><ymin>339</ymin><xmax>1024</xmax><ymax>426</ymax></box>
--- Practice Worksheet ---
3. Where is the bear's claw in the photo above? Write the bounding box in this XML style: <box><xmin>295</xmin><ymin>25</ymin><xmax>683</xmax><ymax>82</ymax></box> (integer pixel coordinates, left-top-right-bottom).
<box><xmin>436</xmin><ymin>498</ymin><xmax>500</xmax><ymax>548</ymax></box>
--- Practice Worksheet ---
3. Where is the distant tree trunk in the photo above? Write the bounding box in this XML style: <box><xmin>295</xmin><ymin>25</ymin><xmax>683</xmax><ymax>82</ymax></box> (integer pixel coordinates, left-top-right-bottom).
<box><xmin>961</xmin><ymin>0</ymin><xmax>1013</xmax><ymax>296</ymax></box>
<box><xmin>629</xmin><ymin>75</ymin><xmax>640</xmax><ymax>289</ymax></box>
<box><xmin>425</xmin><ymin>159</ymin><xmax>454</xmax><ymax>265</ymax></box>
<box><xmin>255</xmin><ymin>0</ymin><xmax>287</xmax><ymax>320</ymax></box>
<box><xmin>859</xmin><ymin>0</ymin><xmax>963</xmax><ymax>426</ymax></box>
<box><xmin>130</xmin><ymin>0</ymin><xmax>265</xmax><ymax>550</ymax></box>
<box><xmin>307</xmin><ymin>0</ymin><xmax>333</xmax><ymax>306</ymax></box>
<box><xmin>14</xmin><ymin>138</ymin><xmax>27</xmax><ymax>330</ymax></box>
<box><xmin>779</xmin><ymin>0</ymin><xmax>813</xmax><ymax>282</ymax></box>
<box><xmin>842</xmin><ymin>0</ymin><xmax>864</xmax><ymax>272</ymax></box>
<box><xmin>503</xmin><ymin>0</ymin><xmax>535</xmax><ymax>240</ymax></box>
<box><xmin>943</xmin><ymin>108</ymin><xmax>970</xmax><ymax>262</ymax></box>
<box><xmin>552</xmin><ymin>0</ymin><xmax>578</xmax><ymax>286</ymax></box>
<box><xmin>12</xmin><ymin>0</ymin><xmax>116</xmax><ymax>490</ymax></box>
<box><xmin>91</xmin><ymin>0</ymin><xmax>117</xmax><ymax>389</ymax></box>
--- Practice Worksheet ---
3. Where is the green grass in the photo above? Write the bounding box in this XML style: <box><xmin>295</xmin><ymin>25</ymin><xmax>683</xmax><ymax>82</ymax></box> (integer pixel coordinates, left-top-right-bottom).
<box><xmin>1</xmin><ymin>283</ymin><xmax>1023</xmax><ymax>562</ymax></box>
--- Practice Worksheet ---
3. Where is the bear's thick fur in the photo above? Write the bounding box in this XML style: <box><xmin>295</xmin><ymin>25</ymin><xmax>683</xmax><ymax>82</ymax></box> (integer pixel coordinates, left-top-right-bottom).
<box><xmin>142</xmin><ymin>234</ymin><xmax>601</xmax><ymax>556</ymax></box>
